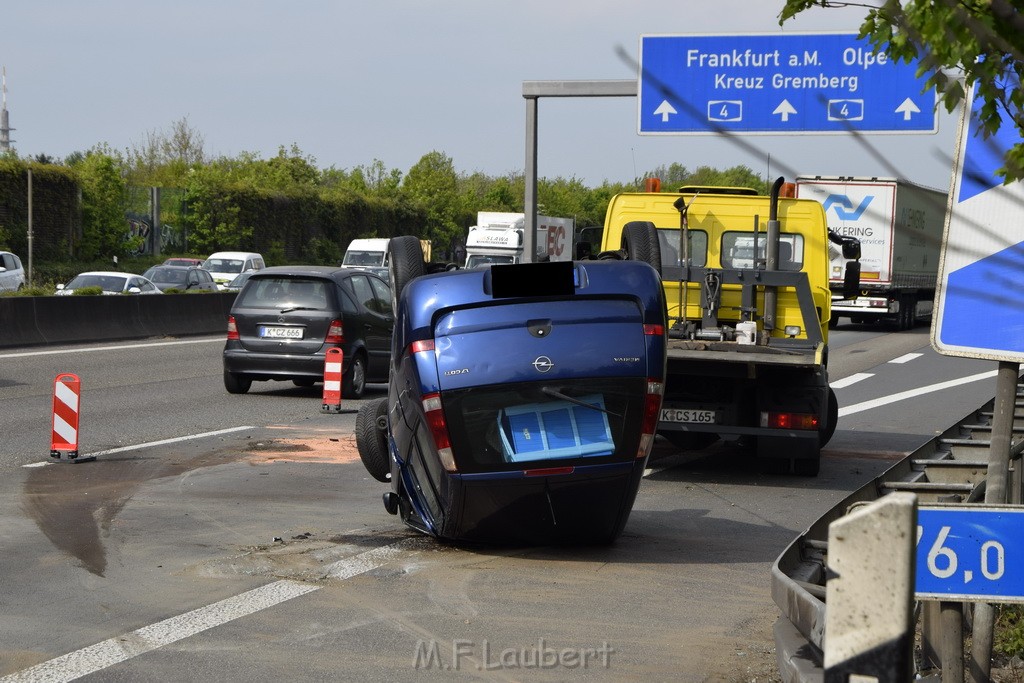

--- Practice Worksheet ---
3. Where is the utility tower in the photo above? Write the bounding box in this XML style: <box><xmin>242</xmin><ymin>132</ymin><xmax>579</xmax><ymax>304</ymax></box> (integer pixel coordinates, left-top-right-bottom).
<box><xmin>0</xmin><ymin>66</ymin><xmax>14</xmax><ymax>151</ymax></box>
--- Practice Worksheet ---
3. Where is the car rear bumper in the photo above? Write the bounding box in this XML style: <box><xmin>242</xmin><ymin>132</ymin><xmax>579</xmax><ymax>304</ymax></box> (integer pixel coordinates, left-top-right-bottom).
<box><xmin>223</xmin><ymin>347</ymin><xmax>339</xmax><ymax>380</ymax></box>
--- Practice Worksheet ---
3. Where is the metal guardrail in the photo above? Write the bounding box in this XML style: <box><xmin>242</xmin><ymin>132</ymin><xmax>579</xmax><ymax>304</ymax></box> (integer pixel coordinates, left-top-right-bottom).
<box><xmin>772</xmin><ymin>386</ymin><xmax>1024</xmax><ymax>681</ymax></box>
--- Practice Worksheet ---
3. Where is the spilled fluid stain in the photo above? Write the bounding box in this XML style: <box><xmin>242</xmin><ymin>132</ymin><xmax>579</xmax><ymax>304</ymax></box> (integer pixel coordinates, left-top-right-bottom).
<box><xmin>21</xmin><ymin>450</ymin><xmax>249</xmax><ymax>576</ymax></box>
<box><xmin>21</xmin><ymin>433</ymin><xmax>362</xmax><ymax>576</ymax></box>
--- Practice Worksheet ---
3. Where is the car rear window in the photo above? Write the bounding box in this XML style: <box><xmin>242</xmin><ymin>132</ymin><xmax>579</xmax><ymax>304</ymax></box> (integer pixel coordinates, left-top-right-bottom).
<box><xmin>441</xmin><ymin>378</ymin><xmax>645</xmax><ymax>473</ymax></box>
<box><xmin>236</xmin><ymin>277</ymin><xmax>330</xmax><ymax>309</ymax></box>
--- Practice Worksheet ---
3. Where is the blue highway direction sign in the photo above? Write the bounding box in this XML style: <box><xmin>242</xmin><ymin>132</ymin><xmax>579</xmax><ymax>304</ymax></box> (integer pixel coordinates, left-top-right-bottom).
<box><xmin>932</xmin><ymin>75</ymin><xmax>1024</xmax><ymax>362</ymax></box>
<box><xmin>917</xmin><ymin>506</ymin><xmax>1024</xmax><ymax>602</ymax></box>
<box><xmin>639</xmin><ymin>33</ymin><xmax>936</xmax><ymax>135</ymax></box>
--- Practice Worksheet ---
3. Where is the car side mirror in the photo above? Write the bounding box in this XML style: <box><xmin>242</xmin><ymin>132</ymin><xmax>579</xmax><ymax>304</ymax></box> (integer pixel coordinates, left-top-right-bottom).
<box><xmin>841</xmin><ymin>237</ymin><xmax>861</xmax><ymax>260</ymax></box>
<box><xmin>56</xmin><ymin>284</ymin><xmax>65</xmax><ymax>291</ymax></box>
<box><xmin>128</xmin><ymin>287</ymin><xmax>141</xmax><ymax>294</ymax></box>
<box><xmin>842</xmin><ymin>261</ymin><xmax>861</xmax><ymax>300</ymax></box>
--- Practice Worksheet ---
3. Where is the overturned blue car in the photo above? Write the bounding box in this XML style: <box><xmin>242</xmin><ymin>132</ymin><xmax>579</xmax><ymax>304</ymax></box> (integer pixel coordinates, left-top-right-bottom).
<box><xmin>356</xmin><ymin>233</ymin><xmax>667</xmax><ymax>544</ymax></box>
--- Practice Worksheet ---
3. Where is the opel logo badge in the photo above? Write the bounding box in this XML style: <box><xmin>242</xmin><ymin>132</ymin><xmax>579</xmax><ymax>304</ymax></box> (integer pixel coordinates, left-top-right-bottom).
<box><xmin>532</xmin><ymin>356</ymin><xmax>554</xmax><ymax>373</ymax></box>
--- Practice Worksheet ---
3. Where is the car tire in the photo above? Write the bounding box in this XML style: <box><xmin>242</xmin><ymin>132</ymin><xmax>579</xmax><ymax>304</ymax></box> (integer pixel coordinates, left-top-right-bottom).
<box><xmin>224</xmin><ymin>370</ymin><xmax>252</xmax><ymax>394</ymax></box>
<box><xmin>621</xmin><ymin>221</ymin><xmax>662</xmax><ymax>276</ymax></box>
<box><xmin>356</xmin><ymin>398</ymin><xmax>391</xmax><ymax>482</ymax></box>
<box><xmin>342</xmin><ymin>352</ymin><xmax>367</xmax><ymax>399</ymax></box>
<box><xmin>388</xmin><ymin>235</ymin><xmax>427</xmax><ymax>312</ymax></box>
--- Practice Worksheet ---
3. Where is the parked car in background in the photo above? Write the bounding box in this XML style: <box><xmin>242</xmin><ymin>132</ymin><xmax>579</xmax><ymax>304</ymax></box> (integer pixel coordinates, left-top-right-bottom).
<box><xmin>163</xmin><ymin>257</ymin><xmax>205</xmax><ymax>267</ymax></box>
<box><xmin>141</xmin><ymin>265</ymin><xmax>219</xmax><ymax>292</ymax></box>
<box><xmin>223</xmin><ymin>271</ymin><xmax>255</xmax><ymax>292</ymax></box>
<box><xmin>205</xmin><ymin>252</ymin><xmax>266</xmax><ymax>290</ymax></box>
<box><xmin>0</xmin><ymin>251</ymin><xmax>26</xmax><ymax>292</ymax></box>
<box><xmin>222</xmin><ymin>266</ymin><xmax>393</xmax><ymax>397</ymax></box>
<box><xmin>55</xmin><ymin>271</ymin><xmax>163</xmax><ymax>296</ymax></box>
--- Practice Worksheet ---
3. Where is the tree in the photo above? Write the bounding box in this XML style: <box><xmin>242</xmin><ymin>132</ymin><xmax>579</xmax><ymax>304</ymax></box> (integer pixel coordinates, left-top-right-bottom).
<box><xmin>401</xmin><ymin>151</ymin><xmax>465</xmax><ymax>255</ymax></box>
<box><xmin>779</xmin><ymin>0</ymin><xmax>1024</xmax><ymax>181</ymax></box>
<box><xmin>75</xmin><ymin>149</ymin><xmax>132</xmax><ymax>260</ymax></box>
<box><xmin>126</xmin><ymin>116</ymin><xmax>205</xmax><ymax>186</ymax></box>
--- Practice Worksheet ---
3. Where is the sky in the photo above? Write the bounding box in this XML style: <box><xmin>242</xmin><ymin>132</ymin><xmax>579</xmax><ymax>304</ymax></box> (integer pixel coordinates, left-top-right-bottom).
<box><xmin>4</xmin><ymin>1</ymin><xmax>961</xmax><ymax>193</ymax></box>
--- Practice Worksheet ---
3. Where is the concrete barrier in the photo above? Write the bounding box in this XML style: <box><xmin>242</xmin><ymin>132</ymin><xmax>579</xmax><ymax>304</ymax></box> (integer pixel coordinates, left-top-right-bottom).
<box><xmin>0</xmin><ymin>293</ymin><xmax>237</xmax><ymax>348</ymax></box>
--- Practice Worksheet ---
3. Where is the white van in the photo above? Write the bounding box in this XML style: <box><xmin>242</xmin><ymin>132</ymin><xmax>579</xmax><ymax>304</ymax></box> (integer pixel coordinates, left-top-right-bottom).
<box><xmin>342</xmin><ymin>238</ymin><xmax>390</xmax><ymax>277</ymax></box>
<box><xmin>204</xmin><ymin>251</ymin><xmax>266</xmax><ymax>290</ymax></box>
<box><xmin>0</xmin><ymin>251</ymin><xmax>26</xmax><ymax>292</ymax></box>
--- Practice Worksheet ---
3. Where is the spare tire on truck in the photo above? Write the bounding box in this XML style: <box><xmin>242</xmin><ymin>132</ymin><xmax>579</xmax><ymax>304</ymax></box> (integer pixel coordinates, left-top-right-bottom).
<box><xmin>621</xmin><ymin>221</ymin><xmax>662</xmax><ymax>276</ymax></box>
<box><xmin>388</xmin><ymin>235</ymin><xmax>427</xmax><ymax>311</ymax></box>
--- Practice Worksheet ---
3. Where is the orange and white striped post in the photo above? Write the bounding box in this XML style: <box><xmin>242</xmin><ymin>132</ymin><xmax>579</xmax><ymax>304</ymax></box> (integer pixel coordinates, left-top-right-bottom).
<box><xmin>321</xmin><ymin>347</ymin><xmax>343</xmax><ymax>413</ymax></box>
<box><xmin>51</xmin><ymin>373</ymin><xmax>85</xmax><ymax>461</ymax></box>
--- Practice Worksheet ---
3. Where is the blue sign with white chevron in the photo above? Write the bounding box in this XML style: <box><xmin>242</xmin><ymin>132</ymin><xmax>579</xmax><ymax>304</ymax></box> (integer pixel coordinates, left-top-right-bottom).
<box><xmin>638</xmin><ymin>33</ymin><xmax>937</xmax><ymax>135</ymax></box>
<box><xmin>933</xmin><ymin>76</ymin><xmax>1024</xmax><ymax>361</ymax></box>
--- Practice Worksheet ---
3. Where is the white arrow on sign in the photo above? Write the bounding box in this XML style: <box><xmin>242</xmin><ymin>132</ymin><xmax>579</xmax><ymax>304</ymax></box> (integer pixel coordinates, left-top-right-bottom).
<box><xmin>895</xmin><ymin>97</ymin><xmax>920</xmax><ymax>121</ymax></box>
<box><xmin>653</xmin><ymin>100</ymin><xmax>677</xmax><ymax>122</ymax></box>
<box><xmin>772</xmin><ymin>99</ymin><xmax>797</xmax><ymax>122</ymax></box>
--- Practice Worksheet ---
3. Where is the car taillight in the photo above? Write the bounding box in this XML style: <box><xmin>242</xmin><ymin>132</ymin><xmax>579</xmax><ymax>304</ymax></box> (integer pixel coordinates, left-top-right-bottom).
<box><xmin>761</xmin><ymin>411</ymin><xmax>819</xmax><ymax>430</ymax></box>
<box><xmin>410</xmin><ymin>339</ymin><xmax>435</xmax><ymax>354</ymax></box>
<box><xmin>226</xmin><ymin>315</ymin><xmax>239</xmax><ymax>341</ymax></box>
<box><xmin>644</xmin><ymin>323</ymin><xmax>664</xmax><ymax>336</ymax></box>
<box><xmin>422</xmin><ymin>392</ymin><xmax>456</xmax><ymax>472</ymax></box>
<box><xmin>638</xmin><ymin>378</ymin><xmax>664</xmax><ymax>458</ymax></box>
<box><xmin>325</xmin><ymin>319</ymin><xmax>344</xmax><ymax>344</ymax></box>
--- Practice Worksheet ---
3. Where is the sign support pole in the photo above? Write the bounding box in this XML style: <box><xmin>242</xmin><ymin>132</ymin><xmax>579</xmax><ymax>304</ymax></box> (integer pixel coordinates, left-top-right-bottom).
<box><xmin>969</xmin><ymin>361</ymin><xmax>1020</xmax><ymax>682</ymax></box>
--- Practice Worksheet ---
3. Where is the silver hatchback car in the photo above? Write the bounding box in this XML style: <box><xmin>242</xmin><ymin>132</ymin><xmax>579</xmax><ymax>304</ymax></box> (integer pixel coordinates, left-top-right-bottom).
<box><xmin>0</xmin><ymin>251</ymin><xmax>26</xmax><ymax>292</ymax></box>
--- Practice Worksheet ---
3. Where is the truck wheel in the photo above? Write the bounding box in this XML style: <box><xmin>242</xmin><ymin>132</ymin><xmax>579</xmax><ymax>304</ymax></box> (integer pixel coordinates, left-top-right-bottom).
<box><xmin>819</xmin><ymin>387</ymin><xmax>839</xmax><ymax>447</ymax></box>
<box><xmin>388</xmin><ymin>235</ymin><xmax>427</xmax><ymax>311</ymax></box>
<box><xmin>621</xmin><ymin>221</ymin><xmax>662</xmax><ymax>276</ymax></box>
<box><xmin>902</xmin><ymin>296</ymin><xmax>917</xmax><ymax>330</ymax></box>
<box><xmin>793</xmin><ymin>456</ymin><xmax>821</xmax><ymax>477</ymax></box>
<box><xmin>356</xmin><ymin>397</ymin><xmax>391</xmax><ymax>482</ymax></box>
<box><xmin>661</xmin><ymin>431</ymin><xmax>718</xmax><ymax>451</ymax></box>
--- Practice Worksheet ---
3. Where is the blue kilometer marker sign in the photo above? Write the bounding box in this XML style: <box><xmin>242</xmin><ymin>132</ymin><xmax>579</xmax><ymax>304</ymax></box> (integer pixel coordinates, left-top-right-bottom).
<box><xmin>638</xmin><ymin>33</ymin><xmax>937</xmax><ymax>135</ymax></box>
<box><xmin>917</xmin><ymin>507</ymin><xmax>1024</xmax><ymax>602</ymax></box>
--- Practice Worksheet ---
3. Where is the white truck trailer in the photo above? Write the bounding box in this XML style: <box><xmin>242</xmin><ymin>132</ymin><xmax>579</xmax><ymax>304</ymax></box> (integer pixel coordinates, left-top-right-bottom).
<box><xmin>795</xmin><ymin>175</ymin><xmax>948</xmax><ymax>330</ymax></box>
<box><xmin>464</xmin><ymin>212</ymin><xmax>575</xmax><ymax>268</ymax></box>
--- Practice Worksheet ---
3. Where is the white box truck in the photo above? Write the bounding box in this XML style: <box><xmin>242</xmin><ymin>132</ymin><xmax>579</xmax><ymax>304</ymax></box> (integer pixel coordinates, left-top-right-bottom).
<box><xmin>795</xmin><ymin>175</ymin><xmax>947</xmax><ymax>330</ymax></box>
<box><xmin>464</xmin><ymin>212</ymin><xmax>575</xmax><ymax>268</ymax></box>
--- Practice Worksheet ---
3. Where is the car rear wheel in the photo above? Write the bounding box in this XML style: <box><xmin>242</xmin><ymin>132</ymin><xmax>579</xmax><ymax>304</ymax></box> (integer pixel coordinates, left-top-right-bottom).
<box><xmin>388</xmin><ymin>235</ymin><xmax>427</xmax><ymax>312</ymax></box>
<box><xmin>621</xmin><ymin>221</ymin><xmax>662</xmax><ymax>276</ymax></box>
<box><xmin>342</xmin><ymin>352</ymin><xmax>367</xmax><ymax>399</ymax></box>
<box><xmin>356</xmin><ymin>398</ymin><xmax>391</xmax><ymax>482</ymax></box>
<box><xmin>224</xmin><ymin>370</ymin><xmax>252</xmax><ymax>394</ymax></box>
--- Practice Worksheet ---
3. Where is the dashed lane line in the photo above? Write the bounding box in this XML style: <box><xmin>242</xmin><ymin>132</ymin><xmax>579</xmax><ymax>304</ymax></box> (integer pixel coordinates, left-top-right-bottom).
<box><xmin>0</xmin><ymin>538</ymin><xmax>422</xmax><ymax>682</ymax></box>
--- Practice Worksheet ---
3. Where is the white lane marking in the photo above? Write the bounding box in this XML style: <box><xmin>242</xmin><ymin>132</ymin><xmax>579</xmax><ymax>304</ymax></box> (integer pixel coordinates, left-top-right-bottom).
<box><xmin>889</xmin><ymin>352</ymin><xmax>923</xmax><ymax>364</ymax></box>
<box><xmin>0</xmin><ymin>337</ymin><xmax>223</xmax><ymax>359</ymax></box>
<box><xmin>831</xmin><ymin>373</ymin><xmax>873</xmax><ymax>389</ymax></box>
<box><xmin>839</xmin><ymin>370</ymin><xmax>998</xmax><ymax>417</ymax></box>
<box><xmin>23</xmin><ymin>426</ymin><xmax>255</xmax><ymax>468</ymax></box>
<box><xmin>0</xmin><ymin>538</ymin><xmax>420</xmax><ymax>682</ymax></box>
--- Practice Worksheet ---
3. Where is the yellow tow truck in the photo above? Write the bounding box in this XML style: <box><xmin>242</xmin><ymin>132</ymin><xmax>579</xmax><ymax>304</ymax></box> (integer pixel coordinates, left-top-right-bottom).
<box><xmin>600</xmin><ymin>177</ymin><xmax>861</xmax><ymax>475</ymax></box>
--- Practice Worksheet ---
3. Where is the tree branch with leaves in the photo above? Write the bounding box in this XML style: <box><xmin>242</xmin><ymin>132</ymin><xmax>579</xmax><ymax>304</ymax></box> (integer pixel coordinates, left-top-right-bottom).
<box><xmin>780</xmin><ymin>0</ymin><xmax>1024</xmax><ymax>181</ymax></box>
